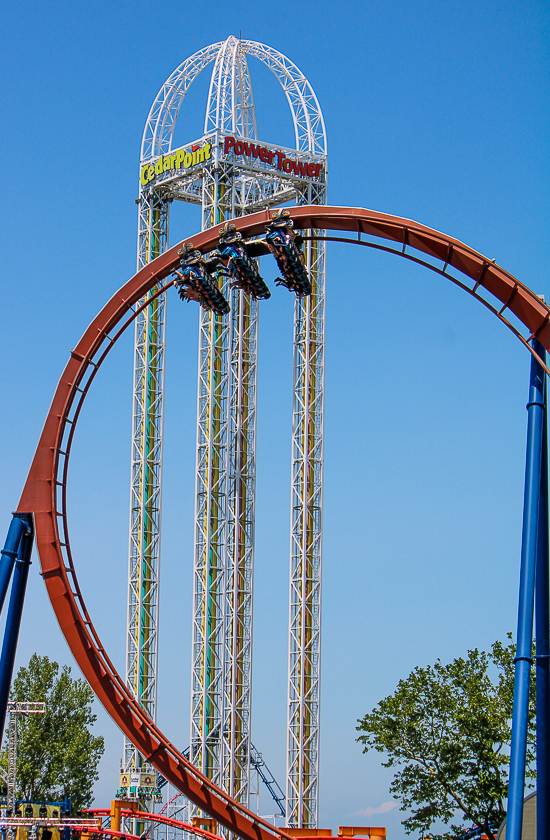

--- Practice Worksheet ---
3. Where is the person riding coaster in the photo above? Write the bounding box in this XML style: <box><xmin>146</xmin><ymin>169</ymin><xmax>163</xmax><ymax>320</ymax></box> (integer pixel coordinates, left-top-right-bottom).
<box><xmin>217</xmin><ymin>223</ymin><xmax>271</xmax><ymax>300</ymax></box>
<box><xmin>175</xmin><ymin>243</ymin><xmax>230</xmax><ymax>315</ymax></box>
<box><xmin>265</xmin><ymin>210</ymin><xmax>312</xmax><ymax>296</ymax></box>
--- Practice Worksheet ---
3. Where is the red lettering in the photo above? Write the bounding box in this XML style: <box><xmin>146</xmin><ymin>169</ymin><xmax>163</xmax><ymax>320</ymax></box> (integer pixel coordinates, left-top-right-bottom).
<box><xmin>307</xmin><ymin>163</ymin><xmax>316</xmax><ymax>177</ymax></box>
<box><xmin>234</xmin><ymin>141</ymin><xmax>244</xmax><ymax>155</ymax></box>
<box><xmin>276</xmin><ymin>151</ymin><xmax>285</xmax><ymax>170</ymax></box>
<box><xmin>268</xmin><ymin>150</ymin><xmax>275</xmax><ymax>164</ymax></box>
<box><xmin>259</xmin><ymin>147</ymin><xmax>269</xmax><ymax>162</ymax></box>
<box><xmin>224</xmin><ymin>136</ymin><xmax>235</xmax><ymax>154</ymax></box>
<box><xmin>244</xmin><ymin>142</ymin><xmax>260</xmax><ymax>158</ymax></box>
<box><xmin>292</xmin><ymin>160</ymin><xmax>310</xmax><ymax>177</ymax></box>
<box><xmin>315</xmin><ymin>164</ymin><xmax>322</xmax><ymax>178</ymax></box>
<box><xmin>283</xmin><ymin>158</ymin><xmax>293</xmax><ymax>173</ymax></box>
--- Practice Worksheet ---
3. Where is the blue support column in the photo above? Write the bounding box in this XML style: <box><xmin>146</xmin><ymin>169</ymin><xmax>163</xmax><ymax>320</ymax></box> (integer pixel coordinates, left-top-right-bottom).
<box><xmin>507</xmin><ymin>344</ymin><xmax>546</xmax><ymax>840</ymax></box>
<box><xmin>0</xmin><ymin>513</ymin><xmax>33</xmax><ymax>737</ymax></box>
<box><xmin>535</xmin><ymin>342</ymin><xmax>549</xmax><ymax>840</ymax></box>
<box><xmin>0</xmin><ymin>516</ymin><xmax>29</xmax><ymax>617</ymax></box>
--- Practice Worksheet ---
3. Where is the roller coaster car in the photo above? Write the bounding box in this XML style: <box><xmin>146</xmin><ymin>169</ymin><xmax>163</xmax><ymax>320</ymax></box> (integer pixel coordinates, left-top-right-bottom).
<box><xmin>217</xmin><ymin>223</ymin><xmax>271</xmax><ymax>300</ymax></box>
<box><xmin>175</xmin><ymin>243</ymin><xmax>230</xmax><ymax>315</ymax></box>
<box><xmin>265</xmin><ymin>210</ymin><xmax>312</xmax><ymax>296</ymax></box>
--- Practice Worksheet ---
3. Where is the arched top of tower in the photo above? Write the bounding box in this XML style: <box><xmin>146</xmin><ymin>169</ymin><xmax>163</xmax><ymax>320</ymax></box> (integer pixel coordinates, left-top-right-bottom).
<box><xmin>204</xmin><ymin>35</ymin><xmax>258</xmax><ymax>141</ymax></box>
<box><xmin>141</xmin><ymin>35</ymin><xmax>327</xmax><ymax>162</ymax></box>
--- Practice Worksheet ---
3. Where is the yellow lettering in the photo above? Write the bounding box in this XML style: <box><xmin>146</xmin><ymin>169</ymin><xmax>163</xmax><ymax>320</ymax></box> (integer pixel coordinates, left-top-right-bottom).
<box><xmin>147</xmin><ymin>143</ymin><xmax>211</xmax><ymax>180</ymax></box>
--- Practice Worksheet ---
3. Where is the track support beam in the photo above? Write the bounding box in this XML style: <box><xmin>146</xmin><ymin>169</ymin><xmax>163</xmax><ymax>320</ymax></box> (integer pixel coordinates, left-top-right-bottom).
<box><xmin>0</xmin><ymin>513</ymin><xmax>33</xmax><ymax>736</ymax></box>
<box><xmin>507</xmin><ymin>339</ymin><xmax>546</xmax><ymax>840</ymax></box>
<box><xmin>535</xmin><ymin>341</ymin><xmax>549</xmax><ymax>840</ymax></box>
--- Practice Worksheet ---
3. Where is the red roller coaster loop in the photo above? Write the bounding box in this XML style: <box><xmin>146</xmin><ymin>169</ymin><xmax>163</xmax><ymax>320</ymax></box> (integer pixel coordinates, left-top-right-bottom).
<box><xmin>15</xmin><ymin>206</ymin><xmax>550</xmax><ymax>840</ymax></box>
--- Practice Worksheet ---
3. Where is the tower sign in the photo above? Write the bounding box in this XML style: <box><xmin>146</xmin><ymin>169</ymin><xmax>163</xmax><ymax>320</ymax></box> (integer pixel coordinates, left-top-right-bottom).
<box><xmin>140</xmin><ymin>137</ymin><xmax>325</xmax><ymax>190</ymax></box>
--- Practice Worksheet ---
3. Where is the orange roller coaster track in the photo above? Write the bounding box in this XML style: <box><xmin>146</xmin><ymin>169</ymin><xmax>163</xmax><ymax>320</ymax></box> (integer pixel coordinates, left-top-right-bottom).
<box><xmin>82</xmin><ymin>809</ymin><xmax>221</xmax><ymax>840</ymax></box>
<box><xmin>15</xmin><ymin>206</ymin><xmax>550</xmax><ymax>840</ymax></box>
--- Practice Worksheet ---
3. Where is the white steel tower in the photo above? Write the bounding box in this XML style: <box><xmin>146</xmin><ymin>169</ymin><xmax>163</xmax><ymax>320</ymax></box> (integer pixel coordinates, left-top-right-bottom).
<box><xmin>287</xmin><ymin>205</ymin><xmax>325</xmax><ymax>828</ymax></box>
<box><xmin>125</xmin><ymin>36</ymin><xmax>327</xmax><ymax>827</ymax></box>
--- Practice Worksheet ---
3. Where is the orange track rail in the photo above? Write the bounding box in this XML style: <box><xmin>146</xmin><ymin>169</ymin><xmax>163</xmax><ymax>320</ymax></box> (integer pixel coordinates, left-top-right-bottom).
<box><xmin>16</xmin><ymin>206</ymin><xmax>550</xmax><ymax>840</ymax></box>
<box><xmin>83</xmin><ymin>810</ymin><xmax>221</xmax><ymax>840</ymax></box>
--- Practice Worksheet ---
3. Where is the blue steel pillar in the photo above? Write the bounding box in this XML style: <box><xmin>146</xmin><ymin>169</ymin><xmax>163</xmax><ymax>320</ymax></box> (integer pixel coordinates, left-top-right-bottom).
<box><xmin>535</xmin><ymin>343</ymin><xmax>549</xmax><ymax>840</ymax></box>
<box><xmin>507</xmin><ymin>341</ymin><xmax>546</xmax><ymax>840</ymax></box>
<box><xmin>0</xmin><ymin>517</ymin><xmax>30</xmax><ymax>616</ymax></box>
<box><xmin>0</xmin><ymin>513</ymin><xmax>33</xmax><ymax>736</ymax></box>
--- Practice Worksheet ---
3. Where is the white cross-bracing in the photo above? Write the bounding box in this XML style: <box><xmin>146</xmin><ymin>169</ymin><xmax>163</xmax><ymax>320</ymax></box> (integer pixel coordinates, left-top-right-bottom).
<box><xmin>126</xmin><ymin>36</ymin><xmax>327</xmax><ymax>828</ymax></box>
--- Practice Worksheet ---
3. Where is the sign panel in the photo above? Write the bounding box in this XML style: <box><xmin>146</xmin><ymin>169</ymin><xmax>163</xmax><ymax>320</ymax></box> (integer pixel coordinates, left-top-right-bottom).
<box><xmin>223</xmin><ymin>135</ymin><xmax>323</xmax><ymax>179</ymax></box>
<box><xmin>140</xmin><ymin>134</ymin><xmax>325</xmax><ymax>191</ymax></box>
<box><xmin>141</xmin><ymin>141</ymin><xmax>212</xmax><ymax>186</ymax></box>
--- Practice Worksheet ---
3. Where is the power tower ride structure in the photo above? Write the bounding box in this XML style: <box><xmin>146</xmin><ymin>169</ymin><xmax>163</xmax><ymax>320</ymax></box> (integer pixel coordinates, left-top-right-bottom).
<box><xmin>124</xmin><ymin>36</ymin><xmax>327</xmax><ymax>828</ymax></box>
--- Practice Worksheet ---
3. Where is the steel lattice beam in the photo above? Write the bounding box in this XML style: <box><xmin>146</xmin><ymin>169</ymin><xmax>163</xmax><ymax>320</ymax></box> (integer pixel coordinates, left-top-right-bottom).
<box><xmin>124</xmin><ymin>195</ymin><xmax>168</xmax><ymax>774</ymax></box>
<box><xmin>286</xmin><ymin>182</ymin><xmax>326</xmax><ymax>827</ymax></box>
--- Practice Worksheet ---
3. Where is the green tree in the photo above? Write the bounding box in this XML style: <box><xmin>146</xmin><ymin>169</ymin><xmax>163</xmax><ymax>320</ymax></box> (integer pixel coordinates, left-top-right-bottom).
<box><xmin>356</xmin><ymin>637</ymin><xmax>536</xmax><ymax>840</ymax></box>
<box><xmin>1</xmin><ymin>654</ymin><xmax>104</xmax><ymax>812</ymax></box>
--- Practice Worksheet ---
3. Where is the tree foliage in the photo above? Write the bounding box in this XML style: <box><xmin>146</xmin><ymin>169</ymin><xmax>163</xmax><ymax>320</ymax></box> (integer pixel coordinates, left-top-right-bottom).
<box><xmin>356</xmin><ymin>637</ymin><xmax>536</xmax><ymax>840</ymax></box>
<box><xmin>1</xmin><ymin>654</ymin><xmax>104</xmax><ymax>812</ymax></box>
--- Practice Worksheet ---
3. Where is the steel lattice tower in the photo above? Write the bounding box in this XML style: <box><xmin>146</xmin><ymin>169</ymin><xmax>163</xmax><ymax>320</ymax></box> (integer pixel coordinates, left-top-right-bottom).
<box><xmin>125</xmin><ymin>36</ymin><xmax>327</xmax><ymax>826</ymax></box>
<box><xmin>191</xmin><ymin>40</ymin><xmax>260</xmax><ymax>804</ymax></box>
<box><xmin>125</xmin><ymin>195</ymin><xmax>167</xmax><ymax>774</ymax></box>
<box><xmin>286</xmin><ymin>188</ymin><xmax>325</xmax><ymax>828</ymax></box>
<box><xmin>125</xmin><ymin>40</ymin><xmax>223</xmax><ymax>779</ymax></box>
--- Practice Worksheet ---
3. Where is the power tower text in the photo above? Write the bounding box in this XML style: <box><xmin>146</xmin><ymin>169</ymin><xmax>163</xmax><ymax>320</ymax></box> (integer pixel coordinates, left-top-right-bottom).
<box><xmin>224</xmin><ymin>136</ymin><xmax>323</xmax><ymax>179</ymax></box>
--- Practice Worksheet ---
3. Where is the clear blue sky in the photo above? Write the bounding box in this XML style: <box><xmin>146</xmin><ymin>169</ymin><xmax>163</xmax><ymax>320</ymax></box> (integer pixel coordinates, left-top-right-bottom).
<box><xmin>1</xmin><ymin>1</ymin><xmax>549</xmax><ymax>836</ymax></box>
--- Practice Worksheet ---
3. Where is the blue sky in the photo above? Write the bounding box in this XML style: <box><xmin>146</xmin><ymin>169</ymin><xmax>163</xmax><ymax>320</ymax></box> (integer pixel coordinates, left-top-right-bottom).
<box><xmin>1</xmin><ymin>1</ymin><xmax>549</xmax><ymax>837</ymax></box>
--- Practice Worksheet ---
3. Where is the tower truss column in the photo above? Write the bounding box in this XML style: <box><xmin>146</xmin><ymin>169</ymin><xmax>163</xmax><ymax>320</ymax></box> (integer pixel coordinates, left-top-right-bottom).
<box><xmin>192</xmin><ymin>271</ymin><xmax>257</xmax><ymax>802</ymax></box>
<box><xmin>124</xmin><ymin>39</ymin><xmax>223</xmax><ymax>780</ymax></box>
<box><xmin>191</xmin><ymin>190</ymin><xmax>232</xmax><ymax>790</ymax></box>
<box><xmin>222</xmin><ymin>287</ymin><xmax>257</xmax><ymax>803</ymax></box>
<box><xmin>124</xmin><ymin>194</ymin><xmax>168</xmax><ymax>774</ymax></box>
<box><xmin>191</xmin><ymin>296</ymin><xmax>231</xmax><ymax>787</ymax></box>
<box><xmin>191</xmin><ymin>44</ymin><xmax>258</xmax><ymax>802</ymax></box>
<box><xmin>286</xmin><ymin>182</ymin><xmax>326</xmax><ymax>829</ymax></box>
